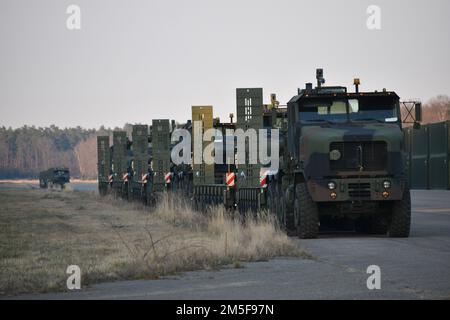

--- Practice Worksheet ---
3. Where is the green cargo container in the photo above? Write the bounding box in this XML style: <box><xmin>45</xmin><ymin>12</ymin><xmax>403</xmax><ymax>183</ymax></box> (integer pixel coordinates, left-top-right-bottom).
<box><xmin>411</xmin><ymin>125</ymin><xmax>429</xmax><ymax>189</ymax></box>
<box><xmin>428</xmin><ymin>121</ymin><xmax>449</xmax><ymax>189</ymax></box>
<box><xmin>406</xmin><ymin>120</ymin><xmax>450</xmax><ymax>190</ymax></box>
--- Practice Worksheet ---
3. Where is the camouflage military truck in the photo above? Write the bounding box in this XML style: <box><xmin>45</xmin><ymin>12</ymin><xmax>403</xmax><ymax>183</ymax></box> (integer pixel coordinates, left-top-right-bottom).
<box><xmin>95</xmin><ymin>69</ymin><xmax>420</xmax><ymax>240</ymax></box>
<box><xmin>39</xmin><ymin>167</ymin><xmax>70</xmax><ymax>189</ymax></box>
<box><xmin>266</xmin><ymin>69</ymin><xmax>422</xmax><ymax>238</ymax></box>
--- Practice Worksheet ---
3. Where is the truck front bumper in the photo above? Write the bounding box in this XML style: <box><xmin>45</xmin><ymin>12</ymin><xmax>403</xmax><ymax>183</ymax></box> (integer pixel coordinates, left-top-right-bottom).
<box><xmin>307</xmin><ymin>177</ymin><xmax>405</xmax><ymax>202</ymax></box>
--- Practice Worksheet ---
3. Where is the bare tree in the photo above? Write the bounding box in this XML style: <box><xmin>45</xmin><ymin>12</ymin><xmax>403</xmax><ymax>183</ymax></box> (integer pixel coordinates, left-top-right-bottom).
<box><xmin>422</xmin><ymin>95</ymin><xmax>450</xmax><ymax>123</ymax></box>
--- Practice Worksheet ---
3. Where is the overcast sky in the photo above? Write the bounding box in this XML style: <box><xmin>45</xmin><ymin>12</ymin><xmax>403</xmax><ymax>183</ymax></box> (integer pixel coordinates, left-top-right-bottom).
<box><xmin>1</xmin><ymin>0</ymin><xmax>449</xmax><ymax>129</ymax></box>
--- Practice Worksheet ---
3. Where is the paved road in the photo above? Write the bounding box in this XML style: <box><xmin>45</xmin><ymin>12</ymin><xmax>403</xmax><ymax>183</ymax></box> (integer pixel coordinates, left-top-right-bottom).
<box><xmin>12</xmin><ymin>190</ymin><xmax>450</xmax><ymax>299</ymax></box>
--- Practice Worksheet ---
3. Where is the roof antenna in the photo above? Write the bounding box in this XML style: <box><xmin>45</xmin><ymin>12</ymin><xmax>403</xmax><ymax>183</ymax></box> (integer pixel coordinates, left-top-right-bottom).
<box><xmin>316</xmin><ymin>68</ymin><xmax>325</xmax><ymax>88</ymax></box>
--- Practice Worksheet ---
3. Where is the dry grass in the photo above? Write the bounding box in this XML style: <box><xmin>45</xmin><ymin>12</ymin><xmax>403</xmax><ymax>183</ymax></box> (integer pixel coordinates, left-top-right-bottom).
<box><xmin>0</xmin><ymin>188</ymin><xmax>302</xmax><ymax>296</ymax></box>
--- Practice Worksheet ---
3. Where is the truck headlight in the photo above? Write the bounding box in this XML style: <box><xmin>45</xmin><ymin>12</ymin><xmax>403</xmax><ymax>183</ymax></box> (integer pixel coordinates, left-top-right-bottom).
<box><xmin>327</xmin><ymin>181</ymin><xmax>336</xmax><ymax>190</ymax></box>
<box><xmin>383</xmin><ymin>180</ymin><xmax>391</xmax><ymax>189</ymax></box>
<box><xmin>329</xmin><ymin>149</ymin><xmax>341</xmax><ymax>161</ymax></box>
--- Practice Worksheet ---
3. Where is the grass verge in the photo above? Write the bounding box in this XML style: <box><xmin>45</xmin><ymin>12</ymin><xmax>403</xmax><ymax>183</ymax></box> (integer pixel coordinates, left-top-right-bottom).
<box><xmin>0</xmin><ymin>188</ymin><xmax>303</xmax><ymax>296</ymax></box>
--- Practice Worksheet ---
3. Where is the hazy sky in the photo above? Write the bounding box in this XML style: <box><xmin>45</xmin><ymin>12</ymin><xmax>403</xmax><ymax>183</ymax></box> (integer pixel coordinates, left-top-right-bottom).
<box><xmin>1</xmin><ymin>0</ymin><xmax>449</xmax><ymax>128</ymax></box>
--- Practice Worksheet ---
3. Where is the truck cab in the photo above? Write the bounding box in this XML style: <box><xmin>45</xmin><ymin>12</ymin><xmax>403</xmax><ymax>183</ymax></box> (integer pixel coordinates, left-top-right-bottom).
<box><xmin>276</xmin><ymin>69</ymin><xmax>420</xmax><ymax>238</ymax></box>
<box><xmin>39</xmin><ymin>167</ymin><xmax>70</xmax><ymax>189</ymax></box>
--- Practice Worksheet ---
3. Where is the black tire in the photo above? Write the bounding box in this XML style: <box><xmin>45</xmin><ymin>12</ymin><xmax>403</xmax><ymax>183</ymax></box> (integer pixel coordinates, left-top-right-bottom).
<box><xmin>99</xmin><ymin>186</ymin><xmax>106</xmax><ymax>196</ymax></box>
<box><xmin>141</xmin><ymin>186</ymin><xmax>147</xmax><ymax>204</ymax></box>
<box><xmin>294</xmin><ymin>183</ymin><xmax>319</xmax><ymax>239</ymax></box>
<box><xmin>279</xmin><ymin>197</ymin><xmax>285</xmax><ymax>229</ymax></box>
<box><xmin>280</xmin><ymin>200</ymin><xmax>295</xmax><ymax>236</ymax></box>
<box><xmin>280</xmin><ymin>186</ymin><xmax>295</xmax><ymax>234</ymax></box>
<box><xmin>122</xmin><ymin>183</ymin><xmax>128</xmax><ymax>200</ymax></box>
<box><xmin>388</xmin><ymin>188</ymin><xmax>411</xmax><ymax>238</ymax></box>
<box><xmin>285</xmin><ymin>187</ymin><xmax>296</xmax><ymax>233</ymax></box>
<box><xmin>275</xmin><ymin>187</ymin><xmax>282</xmax><ymax>222</ymax></box>
<box><xmin>267</xmin><ymin>184</ymin><xmax>275</xmax><ymax>215</ymax></box>
<box><xmin>272</xmin><ymin>185</ymin><xmax>280</xmax><ymax>219</ymax></box>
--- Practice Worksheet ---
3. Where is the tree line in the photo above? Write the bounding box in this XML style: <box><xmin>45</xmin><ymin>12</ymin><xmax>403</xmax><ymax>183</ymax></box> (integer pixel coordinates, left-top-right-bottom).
<box><xmin>0</xmin><ymin>125</ymin><xmax>112</xmax><ymax>179</ymax></box>
<box><xmin>400</xmin><ymin>95</ymin><xmax>450</xmax><ymax>126</ymax></box>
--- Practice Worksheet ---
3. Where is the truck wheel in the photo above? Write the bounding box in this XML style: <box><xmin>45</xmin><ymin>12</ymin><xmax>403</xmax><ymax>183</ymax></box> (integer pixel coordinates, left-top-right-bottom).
<box><xmin>267</xmin><ymin>184</ymin><xmax>275</xmax><ymax>215</ymax></box>
<box><xmin>285</xmin><ymin>209</ymin><xmax>295</xmax><ymax>234</ymax></box>
<box><xmin>279</xmin><ymin>197</ymin><xmax>286</xmax><ymax>230</ymax></box>
<box><xmin>282</xmin><ymin>188</ymin><xmax>295</xmax><ymax>234</ymax></box>
<box><xmin>281</xmin><ymin>197</ymin><xmax>296</xmax><ymax>236</ymax></box>
<box><xmin>271</xmin><ymin>189</ymin><xmax>277</xmax><ymax>216</ymax></box>
<box><xmin>275</xmin><ymin>187</ymin><xmax>282</xmax><ymax>222</ymax></box>
<box><xmin>388</xmin><ymin>188</ymin><xmax>411</xmax><ymax>238</ymax></box>
<box><xmin>140</xmin><ymin>186</ymin><xmax>147</xmax><ymax>204</ymax></box>
<box><xmin>294</xmin><ymin>183</ymin><xmax>319</xmax><ymax>239</ymax></box>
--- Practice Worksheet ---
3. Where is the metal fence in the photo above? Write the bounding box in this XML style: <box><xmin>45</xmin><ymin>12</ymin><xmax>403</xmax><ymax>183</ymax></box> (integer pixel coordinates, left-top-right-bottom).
<box><xmin>404</xmin><ymin>120</ymin><xmax>450</xmax><ymax>190</ymax></box>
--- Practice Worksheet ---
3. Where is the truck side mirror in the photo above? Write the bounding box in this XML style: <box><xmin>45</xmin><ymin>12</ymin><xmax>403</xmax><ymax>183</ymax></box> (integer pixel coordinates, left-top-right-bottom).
<box><xmin>415</xmin><ymin>102</ymin><xmax>422</xmax><ymax>122</ymax></box>
<box><xmin>413</xmin><ymin>102</ymin><xmax>422</xmax><ymax>129</ymax></box>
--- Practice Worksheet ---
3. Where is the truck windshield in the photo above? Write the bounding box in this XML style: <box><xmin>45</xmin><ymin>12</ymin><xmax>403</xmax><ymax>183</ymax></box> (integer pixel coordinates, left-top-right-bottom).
<box><xmin>349</xmin><ymin>96</ymin><xmax>398</xmax><ymax>123</ymax></box>
<box><xmin>299</xmin><ymin>99</ymin><xmax>348</xmax><ymax>123</ymax></box>
<box><xmin>299</xmin><ymin>96</ymin><xmax>398</xmax><ymax>124</ymax></box>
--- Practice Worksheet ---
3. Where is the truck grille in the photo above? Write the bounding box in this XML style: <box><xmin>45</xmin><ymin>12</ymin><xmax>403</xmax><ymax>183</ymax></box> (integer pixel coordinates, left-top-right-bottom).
<box><xmin>348</xmin><ymin>182</ymin><xmax>371</xmax><ymax>198</ymax></box>
<box><xmin>330</xmin><ymin>141</ymin><xmax>387</xmax><ymax>171</ymax></box>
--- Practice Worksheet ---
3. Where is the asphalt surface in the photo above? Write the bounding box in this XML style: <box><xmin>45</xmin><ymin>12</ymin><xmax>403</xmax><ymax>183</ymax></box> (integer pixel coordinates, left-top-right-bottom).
<box><xmin>10</xmin><ymin>190</ymin><xmax>450</xmax><ymax>300</ymax></box>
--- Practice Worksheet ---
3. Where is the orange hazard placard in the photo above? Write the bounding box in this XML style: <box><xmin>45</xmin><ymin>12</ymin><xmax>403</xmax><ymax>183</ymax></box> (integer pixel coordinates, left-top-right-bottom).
<box><xmin>260</xmin><ymin>174</ymin><xmax>267</xmax><ymax>188</ymax></box>
<box><xmin>165</xmin><ymin>173</ymin><xmax>171</xmax><ymax>184</ymax></box>
<box><xmin>226</xmin><ymin>172</ymin><xmax>235</xmax><ymax>187</ymax></box>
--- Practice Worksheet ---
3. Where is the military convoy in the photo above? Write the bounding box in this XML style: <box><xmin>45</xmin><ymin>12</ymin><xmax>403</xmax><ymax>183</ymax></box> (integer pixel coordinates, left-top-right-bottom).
<box><xmin>39</xmin><ymin>167</ymin><xmax>70</xmax><ymax>189</ymax></box>
<box><xmin>97</xmin><ymin>69</ymin><xmax>421</xmax><ymax>238</ymax></box>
